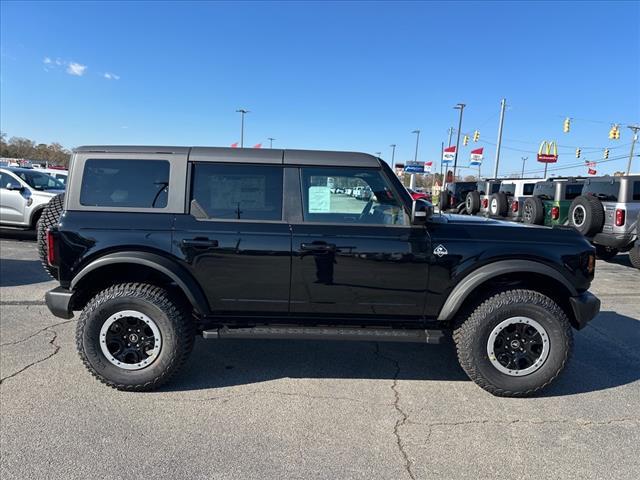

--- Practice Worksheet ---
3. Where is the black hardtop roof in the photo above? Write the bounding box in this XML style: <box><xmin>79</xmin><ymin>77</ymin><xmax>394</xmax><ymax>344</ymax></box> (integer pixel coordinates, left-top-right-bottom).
<box><xmin>73</xmin><ymin>146</ymin><xmax>381</xmax><ymax>167</ymax></box>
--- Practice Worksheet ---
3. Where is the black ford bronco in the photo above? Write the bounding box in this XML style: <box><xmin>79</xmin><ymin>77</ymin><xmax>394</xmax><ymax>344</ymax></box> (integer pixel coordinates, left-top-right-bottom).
<box><xmin>40</xmin><ymin>146</ymin><xmax>600</xmax><ymax>396</ymax></box>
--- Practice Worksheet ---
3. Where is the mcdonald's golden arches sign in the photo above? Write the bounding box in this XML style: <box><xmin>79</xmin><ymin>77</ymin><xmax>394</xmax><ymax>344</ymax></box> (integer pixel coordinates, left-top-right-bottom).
<box><xmin>537</xmin><ymin>140</ymin><xmax>558</xmax><ymax>163</ymax></box>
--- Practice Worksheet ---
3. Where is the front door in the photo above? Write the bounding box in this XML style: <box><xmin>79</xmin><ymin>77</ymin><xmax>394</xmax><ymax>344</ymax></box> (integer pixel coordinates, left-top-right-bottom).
<box><xmin>0</xmin><ymin>172</ymin><xmax>27</xmax><ymax>225</ymax></box>
<box><xmin>289</xmin><ymin>166</ymin><xmax>429</xmax><ymax>319</ymax></box>
<box><xmin>173</xmin><ymin>162</ymin><xmax>291</xmax><ymax>316</ymax></box>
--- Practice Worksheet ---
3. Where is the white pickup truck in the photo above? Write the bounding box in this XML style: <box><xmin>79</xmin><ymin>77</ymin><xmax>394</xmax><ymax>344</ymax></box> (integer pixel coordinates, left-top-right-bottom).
<box><xmin>0</xmin><ymin>167</ymin><xmax>65</xmax><ymax>230</ymax></box>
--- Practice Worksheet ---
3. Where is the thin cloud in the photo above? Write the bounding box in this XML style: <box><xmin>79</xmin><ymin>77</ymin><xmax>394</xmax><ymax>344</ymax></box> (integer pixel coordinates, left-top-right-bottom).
<box><xmin>103</xmin><ymin>72</ymin><xmax>120</xmax><ymax>80</ymax></box>
<box><xmin>66</xmin><ymin>62</ymin><xmax>87</xmax><ymax>76</ymax></box>
<box><xmin>43</xmin><ymin>57</ymin><xmax>52</xmax><ymax>64</ymax></box>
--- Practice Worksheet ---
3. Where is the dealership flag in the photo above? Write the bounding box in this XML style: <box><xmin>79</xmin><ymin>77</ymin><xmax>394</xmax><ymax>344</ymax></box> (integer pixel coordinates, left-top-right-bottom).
<box><xmin>586</xmin><ymin>161</ymin><xmax>596</xmax><ymax>168</ymax></box>
<box><xmin>231</xmin><ymin>142</ymin><xmax>239</xmax><ymax>148</ymax></box>
<box><xmin>470</xmin><ymin>147</ymin><xmax>484</xmax><ymax>166</ymax></box>
<box><xmin>253</xmin><ymin>143</ymin><xmax>262</xmax><ymax>149</ymax></box>
<box><xmin>442</xmin><ymin>146</ymin><xmax>456</xmax><ymax>163</ymax></box>
<box><xmin>588</xmin><ymin>168</ymin><xmax>597</xmax><ymax>175</ymax></box>
<box><xmin>425</xmin><ymin>161</ymin><xmax>433</xmax><ymax>173</ymax></box>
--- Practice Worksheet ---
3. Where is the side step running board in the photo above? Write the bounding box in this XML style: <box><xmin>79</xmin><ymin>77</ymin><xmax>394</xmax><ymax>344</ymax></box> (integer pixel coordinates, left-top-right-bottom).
<box><xmin>202</xmin><ymin>326</ymin><xmax>447</xmax><ymax>344</ymax></box>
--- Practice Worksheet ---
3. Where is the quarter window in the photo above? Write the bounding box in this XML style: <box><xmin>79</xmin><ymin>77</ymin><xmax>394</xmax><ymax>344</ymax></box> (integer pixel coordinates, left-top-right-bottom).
<box><xmin>523</xmin><ymin>183</ymin><xmax>536</xmax><ymax>196</ymax></box>
<box><xmin>301</xmin><ymin>167</ymin><xmax>406</xmax><ymax>225</ymax></box>
<box><xmin>633</xmin><ymin>181</ymin><xmax>640</xmax><ymax>201</ymax></box>
<box><xmin>190</xmin><ymin>163</ymin><xmax>283</xmax><ymax>221</ymax></box>
<box><xmin>80</xmin><ymin>159</ymin><xmax>170</xmax><ymax>208</ymax></box>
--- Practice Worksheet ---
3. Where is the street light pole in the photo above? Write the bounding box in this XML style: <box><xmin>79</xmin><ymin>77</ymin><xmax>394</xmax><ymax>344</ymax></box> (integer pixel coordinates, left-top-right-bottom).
<box><xmin>521</xmin><ymin>156</ymin><xmax>528</xmax><ymax>178</ymax></box>
<box><xmin>447</xmin><ymin>127</ymin><xmax>454</xmax><ymax>147</ymax></box>
<box><xmin>492</xmin><ymin>98</ymin><xmax>507</xmax><ymax>179</ymax></box>
<box><xmin>453</xmin><ymin>104</ymin><xmax>465</xmax><ymax>182</ymax></box>
<box><xmin>236</xmin><ymin>108</ymin><xmax>249</xmax><ymax>147</ymax></box>
<box><xmin>411</xmin><ymin>130</ymin><xmax>421</xmax><ymax>190</ymax></box>
<box><xmin>268</xmin><ymin>137</ymin><xmax>275</xmax><ymax>149</ymax></box>
<box><xmin>627</xmin><ymin>125</ymin><xmax>640</xmax><ymax>175</ymax></box>
<box><xmin>389</xmin><ymin>144</ymin><xmax>396</xmax><ymax>169</ymax></box>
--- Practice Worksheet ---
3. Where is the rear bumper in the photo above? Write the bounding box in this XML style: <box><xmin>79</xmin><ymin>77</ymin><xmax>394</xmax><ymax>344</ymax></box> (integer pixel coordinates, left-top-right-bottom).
<box><xmin>45</xmin><ymin>287</ymin><xmax>74</xmax><ymax>319</ymax></box>
<box><xmin>592</xmin><ymin>232</ymin><xmax>635</xmax><ymax>250</ymax></box>
<box><xmin>569</xmin><ymin>291</ymin><xmax>600</xmax><ymax>330</ymax></box>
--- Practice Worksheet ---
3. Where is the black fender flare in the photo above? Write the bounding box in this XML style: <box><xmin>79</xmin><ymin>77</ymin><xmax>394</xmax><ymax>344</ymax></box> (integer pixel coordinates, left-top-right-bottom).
<box><xmin>70</xmin><ymin>251</ymin><xmax>209</xmax><ymax>315</ymax></box>
<box><xmin>437</xmin><ymin>259</ymin><xmax>578</xmax><ymax>321</ymax></box>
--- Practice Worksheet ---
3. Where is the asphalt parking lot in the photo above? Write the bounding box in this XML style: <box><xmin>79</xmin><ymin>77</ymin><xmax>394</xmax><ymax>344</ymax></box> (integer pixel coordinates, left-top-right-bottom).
<box><xmin>1</xmin><ymin>231</ymin><xmax>639</xmax><ymax>479</ymax></box>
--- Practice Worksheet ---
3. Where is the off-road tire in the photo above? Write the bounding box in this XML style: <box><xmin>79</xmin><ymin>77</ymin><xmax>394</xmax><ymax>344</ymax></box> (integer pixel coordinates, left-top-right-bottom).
<box><xmin>465</xmin><ymin>191</ymin><xmax>481</xmax><ymax>214</ymax></box>
<box><xmin>489</xmin><ymin>192</ymin><xmax>508</xmax><ymax>217</ymax></box>
<box><xmin>595</xmin><ymin>244</ymin><xmax>619</xmax><ymax>260</ymax></box>
<box><xmin>439</xmin><ymin>191</ymin><xmax>450</xmax><ymax>211</ymax></box>
<box><xmin>36</xmin><ymin>193</ymin><xmax>65</xmax><ymax>278</ymax></box>
<box><xmin>629</xmin><ymin>244</ymin><xmax>640</xmax><ymax>269</ymax></box>
<box><xmin>523</xmin><ymin>197</ymin><xmax>545</xmax><ymax>225</ymax></box>
<box><xmin>453</xmin><ymin>289</ymin><xmax>573</xmax><ymax>397</ymax></box>
<box><xmin>568</xmin><ymin>195</ymin><xmax>604</xmax><ymax>236</ymax></box>
<box><xmin>76</xmin><ymin>283</ymin><xmax>195</xmax><ymax>391</ymax></box>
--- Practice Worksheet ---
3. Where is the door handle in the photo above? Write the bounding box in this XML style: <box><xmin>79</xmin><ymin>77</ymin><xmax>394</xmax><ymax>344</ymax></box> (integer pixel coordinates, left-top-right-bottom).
<box><xmin>300</xmin><ymin>242</ymin><xmax>336</xmax><ymax>253</ymax></box>
<box><xmin>182</xmin><ymin>238</ymin><xmax>219</xmax><ymax>249</ymax></box>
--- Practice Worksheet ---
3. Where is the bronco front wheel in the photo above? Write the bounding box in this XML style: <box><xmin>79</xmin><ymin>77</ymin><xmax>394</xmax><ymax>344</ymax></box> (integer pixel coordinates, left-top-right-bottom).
<box><xmin>454</xmin><ymin>289</ymin><xmax>573</xmax><ymax>397</ymax></box>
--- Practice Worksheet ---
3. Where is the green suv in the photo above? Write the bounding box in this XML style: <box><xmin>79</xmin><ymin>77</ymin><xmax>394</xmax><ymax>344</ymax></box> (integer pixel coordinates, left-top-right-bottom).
<box><xmin>522</xmin><ymin>179</ymin><xmax>585</xmax><ymax>226</ymax></box>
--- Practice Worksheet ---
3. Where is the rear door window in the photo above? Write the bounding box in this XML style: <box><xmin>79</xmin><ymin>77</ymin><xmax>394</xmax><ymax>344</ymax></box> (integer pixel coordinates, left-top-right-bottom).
<box><xmin>80</xmin><ymin>159</ymin><xmax>170</xmax><ymax>208</ymax></box>
<box><xmin>499</xmin><ymin>183</ymin><xmax>515</xmax><ymax>195</ymax></box>
<box><xmin>491</xmin><ymin>183</ymin><xmax>501</xmax><ymax>194</ymax></box>
<box><xmin>533</xmin><ymin>183</ymin><xmax>555</xmax><ymax>200</ymax></box>
<box><xmin>582</xmin><ymin>181</ymin><xmax>619</xmax><ymax>202</ymax></box>
<box><xmin>190</xmin><ymin>163</ymin><xmax>283</xmax><ymax>221</ymax></box>
<box><xmin>633</xmin><ymin>181</ymin><xmax>640</xmax><ymax>201</ymax></box>
<box><xmin>522</xmin><ymin>183</ymin><xmax>536</xmax><ymax>195</ymax></box>
<box><xmin>564</xmin><ymin>184</ymin><xmax>584</xmax><ymax>200</ymax></box>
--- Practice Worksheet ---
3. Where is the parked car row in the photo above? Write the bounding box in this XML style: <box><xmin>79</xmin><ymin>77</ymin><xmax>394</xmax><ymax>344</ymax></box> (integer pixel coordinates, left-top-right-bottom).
<box><xmin>0</xmin><ymin>166</ymin><xmax>67</xmax><ymax>230</ymax></box>
<box><xmin>439</xmin><ymin>175</ymin><xmax>640</xmax><ymax>267</ymax></box>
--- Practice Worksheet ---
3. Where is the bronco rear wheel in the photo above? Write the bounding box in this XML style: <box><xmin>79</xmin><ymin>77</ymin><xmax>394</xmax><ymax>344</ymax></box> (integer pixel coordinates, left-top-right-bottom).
<box><xmin>76</xmin><ymin>283</ymin><xmax>195</xmax><ymax>391</ymax></box>
<box><xmin>453</xmin><ymin>289</ymin><xmax>573</xmax><ymax>397</ymax></box>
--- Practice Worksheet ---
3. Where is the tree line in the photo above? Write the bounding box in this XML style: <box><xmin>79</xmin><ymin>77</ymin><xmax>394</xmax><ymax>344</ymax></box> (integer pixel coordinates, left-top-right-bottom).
<box><xmin>0</xmin><ymin>132</ymin><xmax>71</xmax><ymax>167</ymax></box>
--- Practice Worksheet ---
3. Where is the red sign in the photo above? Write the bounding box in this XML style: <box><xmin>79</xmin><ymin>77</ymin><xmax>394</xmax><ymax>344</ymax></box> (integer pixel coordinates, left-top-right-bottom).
<box><xmin>537</xmin><ymin>154</ymin><xmax>558</xmax><ymax>163</ymax></box>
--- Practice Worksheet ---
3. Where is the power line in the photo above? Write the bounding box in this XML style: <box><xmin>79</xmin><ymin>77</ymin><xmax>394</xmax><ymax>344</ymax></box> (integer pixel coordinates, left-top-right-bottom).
<box><xmin>520</xmin><ymin>153</ymin><xmax>634</xmax><ymax>176</ymax></box>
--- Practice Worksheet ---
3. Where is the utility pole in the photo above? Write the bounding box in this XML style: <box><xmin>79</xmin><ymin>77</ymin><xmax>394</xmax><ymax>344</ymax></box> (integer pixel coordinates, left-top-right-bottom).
<box><xmin>411</xmin><ymin>130</ymin><xmax>421</xmax><ymax>190</ymax></box>
<box><xmin>521</xmin><ymin>156</ymin><xmax>528</xmax><ymax>178</ymax></box>
<box><xmin>627</xmin><ymin>125</ymin><xmax>640</xmax><ymax>175</ymax></box>
<box><xmin>453</xmin><ymin>104</ymin><xmax>465</xmax><ymax>182</ymax></box>
<box><xmin>492</xmin><ymin>98</ymin><xmax>506</xmax><ymax>179</ymax></box>
<box><xmin>236</xmin><ymin>108</ymin><xmax>249</xmax><ymax>147</ymax></box>
<box><xmin>268</xmin><ymin>137</ymin><xmax>275</xmax><ymax>149</ymax></box>
<box><xmin>390</xmin><ymin>144</ymin><xmax>397</xmax><ymax>169</ymax></box>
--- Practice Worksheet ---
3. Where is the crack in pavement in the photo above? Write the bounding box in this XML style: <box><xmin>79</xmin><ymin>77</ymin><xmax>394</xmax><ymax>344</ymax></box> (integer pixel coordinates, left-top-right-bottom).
<box><xmin>0</xmin><ymin>324</ymin><xmax>68</xmax><ymax>385</ymax></box>
<box><xmin>0</xmin><ymin>320</ymin><xmax>75</xmax><ymax>347</ymax></box>
<box><xmin>373</xmin><ymin>343</ymin><xmax>416</xmax><ymax>480</ymax></box>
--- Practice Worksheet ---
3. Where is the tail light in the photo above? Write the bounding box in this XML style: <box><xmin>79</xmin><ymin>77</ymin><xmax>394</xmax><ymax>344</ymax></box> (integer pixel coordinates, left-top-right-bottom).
<box><xmin>551</xmin><ymin>206</ymin><xmax>560</xmax><ymax>220</ymax></box>
<box><xmin>46</xmin><ymin>229</ymin><xmax>57</xmax><ymax>266</ymax></box>
<box><xmin>512</xmin><ymin>201</ymin><xmax>519</xmax><ymax>213</ymax></box>
<box><xmin>615</xmin><ymin>208</ymin><xmax>625</xmax><ymax>227</ymax></box>
<box><xmin>482</xmin><ymin>198</ymin><xmax>488</xmax><ymax>209</ymax></box>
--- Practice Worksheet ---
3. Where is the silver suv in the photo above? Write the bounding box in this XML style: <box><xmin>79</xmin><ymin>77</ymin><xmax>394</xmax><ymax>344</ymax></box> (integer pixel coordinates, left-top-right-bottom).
<box><xmin>568</xmin><ymin>175</ymin><xmax>640</xmax><ymax>259</ymax></box>
<box><xmin>0</xmin><ymin>167</ymin><xmax>65</xmax><ymax>230</ymax></box>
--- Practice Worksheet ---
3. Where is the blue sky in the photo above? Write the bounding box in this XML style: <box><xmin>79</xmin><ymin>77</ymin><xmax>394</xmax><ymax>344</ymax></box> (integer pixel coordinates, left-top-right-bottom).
<box><xmin>1</xmin><ymin>0</ymin><xmax>639</xmax><ymax>177</ymax></box>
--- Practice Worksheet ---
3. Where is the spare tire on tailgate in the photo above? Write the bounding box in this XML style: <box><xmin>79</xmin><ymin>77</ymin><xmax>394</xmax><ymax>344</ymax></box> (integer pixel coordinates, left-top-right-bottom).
<box><xmin>523</xmin><ymin>197</ymin><xmax>545</xmax><ymax>225</ymax></box>
<box><xmin>568</xmin><ymin>195</ymin><xmax>604</xmax><ymax>236</ymax></box>
<box><xmin>465</xmin><ymin>191</ymin><xmax>480</xmax><ymax>214</ymax></box>
<box><xmin>489</xmin><ymin>192</ymin><xmax>508</xmax><ymax>217</ymax></box>
<box><xmin>439</xmin><ymin>191</ymin><xmax>450</xmax><ymax>211</ymax></box>
<box><xmin>37</xmin><ymin>193</ymin><xmax>65</xmax><ymax>278</ymax></box>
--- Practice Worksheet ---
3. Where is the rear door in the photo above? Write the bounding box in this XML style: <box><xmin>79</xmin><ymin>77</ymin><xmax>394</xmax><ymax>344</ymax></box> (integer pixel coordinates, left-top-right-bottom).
<box><xmin>288</xmin><ymin>163</ymin><xmax>429</xmax><ymax>319</ymax></box>
<box><xmin>173</xmin><ymin>159</ymin><xmax>291</xmax><ymax>315</ymax></box>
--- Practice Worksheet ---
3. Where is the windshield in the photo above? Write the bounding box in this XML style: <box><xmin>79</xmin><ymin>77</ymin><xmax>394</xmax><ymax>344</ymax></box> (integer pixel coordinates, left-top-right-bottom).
<box><xmin>582</xmin><ymin>181</ymin><xmax>619</xmax><ymax>202</ymax></box>
<box><xmin>533</xmin><ymin>183</ymin><xmax>555</xmax><ymax>200</ymax></box>
<box><xmin>16</xmin><ymin>171</ymin><xmax>65</xmax><ymax>190</ymax></box>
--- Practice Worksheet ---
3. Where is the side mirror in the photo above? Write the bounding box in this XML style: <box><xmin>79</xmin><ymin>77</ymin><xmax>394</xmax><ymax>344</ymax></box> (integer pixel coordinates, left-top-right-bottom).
<box><xmin>5</xmin><ymin>182</ymin><xmax>24</xmax><ymax>192</ymax></box>
<box><xmin>411</xmin><ymin>199</ymin><xmax>433</xmax><ymax>224</ymax></box>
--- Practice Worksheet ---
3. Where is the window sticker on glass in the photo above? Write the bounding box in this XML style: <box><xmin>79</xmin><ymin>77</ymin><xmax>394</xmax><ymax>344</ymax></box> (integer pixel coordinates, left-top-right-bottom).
<box><xmin>308</xmin><ymin>185</ymin><xmax>331</xmax><ymax>213</ymax></box>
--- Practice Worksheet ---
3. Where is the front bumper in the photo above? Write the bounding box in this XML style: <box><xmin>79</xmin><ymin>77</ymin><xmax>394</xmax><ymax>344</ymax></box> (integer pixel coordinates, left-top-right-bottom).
<box><xmin>569</xmin><ymin>291</ymin><xmax>600</xmax><ymax>330</ymax></box>
<box><xmin>45</xmin><ymin>287</ymin><xmax>74</xmax><ymax>319</ymax></box>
